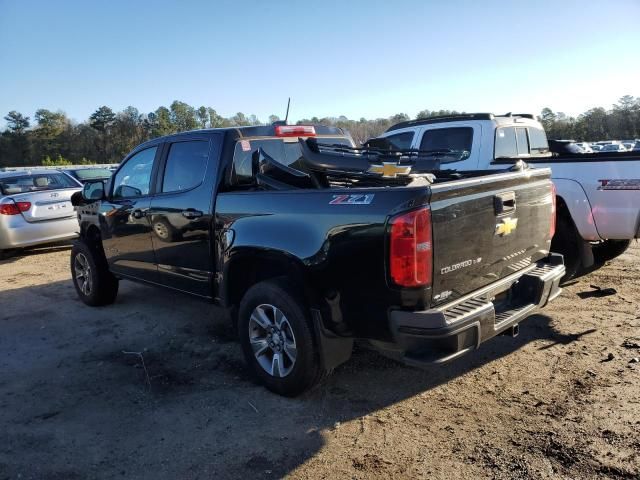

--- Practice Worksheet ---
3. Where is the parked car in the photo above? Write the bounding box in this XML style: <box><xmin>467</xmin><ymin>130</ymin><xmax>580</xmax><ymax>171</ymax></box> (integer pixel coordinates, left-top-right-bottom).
<box><xmin>0</xmin><ymin>170</ymin><xmax>82</xmax><ymax>258</ymax></box>
<box><xmin>621</xmin><ymin>142</ymin><xmax>636</xmax><ymax>151</ymax></box>
<box><xmin>574</xmin><ymin>142</ymin><xmax>593</xmax><ymax>153</ymax></box>
<box><xmin>548</xmin><ymin>139</ymin><xmax>583</xmax><ymax>154</ymax></box>
<box><xmin>590</xmin><ymin>144</ymin><xmax>603</xmax><ymax>151</ymax></box>
<box><xmin>600</xmin><ymin>143</ymin><xmax>627</xmax><ymax>153</ymax></box>
<box><xmin>375</xmin><ymin>113</ymin><xmax>640</xmax><ymax>280</ymax></box>
<box><xmin>63</xmin><ymin>167</ymin><xmax>113</xmax><ymax>184</ymax></box>
<box><xmin>71</xmin><ymin>124</ymin><xmax>564</xmax><ymax>396</ymax></box>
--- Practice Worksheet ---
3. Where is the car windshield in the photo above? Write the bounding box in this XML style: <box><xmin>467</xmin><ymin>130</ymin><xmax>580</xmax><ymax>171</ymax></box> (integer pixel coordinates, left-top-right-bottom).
<box><xmin>70</xmin><ymin>168</ymin><xmax>113</xmax><ymax>181</ymax></box>
<box><xmin>0</xmin><ymin>173</ymin><xmax>79</xmax><ymax>195</ymax></box>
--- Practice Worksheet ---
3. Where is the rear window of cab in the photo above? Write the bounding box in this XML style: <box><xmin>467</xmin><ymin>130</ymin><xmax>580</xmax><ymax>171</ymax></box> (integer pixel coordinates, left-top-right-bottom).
<box><xmin>495</xmin><ymin>126</ymin><xmax>549</xmax><ymax>158</ymax></box>
<box><xmin>231</xmin><ymin>136</ymin><xmax>353</xmax><ymax>185</ymax></box>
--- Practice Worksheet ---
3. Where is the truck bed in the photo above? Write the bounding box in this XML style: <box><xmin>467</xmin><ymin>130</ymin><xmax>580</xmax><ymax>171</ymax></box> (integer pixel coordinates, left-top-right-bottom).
<box><xmin>217</xmin><ymin>165</ymin><xmax>555</xmax><ymax>340</ymax></box>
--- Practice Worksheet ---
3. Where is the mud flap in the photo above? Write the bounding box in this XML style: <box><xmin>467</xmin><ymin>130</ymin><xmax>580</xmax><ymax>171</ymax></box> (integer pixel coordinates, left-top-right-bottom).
<box><xmin>310</xmin><ymin>308</ymin><xmax>353</xmax><ymax>371</ymax></box>
<box><xmin>580</xmin><ymin>239</ymin><xmax>595</xmax><ymax>269</ymax></box>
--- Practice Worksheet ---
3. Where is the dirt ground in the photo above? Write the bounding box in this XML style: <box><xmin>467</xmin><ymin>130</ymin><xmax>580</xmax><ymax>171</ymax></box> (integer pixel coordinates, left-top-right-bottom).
<box><xmin>1</xmin><ymin>243</ymin><xmax>638</xmax><ymax>480</ymax></box>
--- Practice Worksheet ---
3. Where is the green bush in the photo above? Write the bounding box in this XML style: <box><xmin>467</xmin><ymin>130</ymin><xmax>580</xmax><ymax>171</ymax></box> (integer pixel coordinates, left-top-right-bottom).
<box><xmin>42</xmin><ymin>154</ymin><xmax>72</xmax><ymax>166</ymax></box>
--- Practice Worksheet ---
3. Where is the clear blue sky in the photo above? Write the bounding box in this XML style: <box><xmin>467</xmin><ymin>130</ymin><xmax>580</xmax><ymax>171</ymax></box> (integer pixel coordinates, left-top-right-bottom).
<box><xmin>1</xmin><ymin>0</ymin><xmax>639</xmax><ymax>125</ymax></box>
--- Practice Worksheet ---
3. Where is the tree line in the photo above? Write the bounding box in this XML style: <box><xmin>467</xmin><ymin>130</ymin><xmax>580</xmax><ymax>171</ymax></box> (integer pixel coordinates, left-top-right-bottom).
<box><xmin>539</xmin><ymin>95</ymin><xmax>640</xmax><ymax>142</ymax></box>
<box><xmin>1</xmin><ymin>96</ymin><xmax>639</xmax><ymax>167</ymax></box>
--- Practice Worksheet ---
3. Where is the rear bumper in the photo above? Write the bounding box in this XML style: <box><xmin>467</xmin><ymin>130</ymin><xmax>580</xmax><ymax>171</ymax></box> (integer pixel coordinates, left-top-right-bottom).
<box><xmin>0</xmin><ymin>215</ymin><xmax>79</xmax><ymax>250</ymax></box>
<box><xmin>388</xmin><ymin>253</ymin><xmax>565</xmax><ymax>367</ymax></box>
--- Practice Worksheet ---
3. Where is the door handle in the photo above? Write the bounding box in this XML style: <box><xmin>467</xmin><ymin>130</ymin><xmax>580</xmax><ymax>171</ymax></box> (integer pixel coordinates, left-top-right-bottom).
<box><xmin>182</xmin><ymin>209</ymin><xmax>203</xmax><ymax>219</ymax></box>
<box><xmin>132</xmin><ymin>209</ymin><xmax>146</xmax><ymax>219</ymax></box>
<box><xmin>494</xmin><ymin>192</ymin><xmax>516</xmax><ymax>215</ymax></box>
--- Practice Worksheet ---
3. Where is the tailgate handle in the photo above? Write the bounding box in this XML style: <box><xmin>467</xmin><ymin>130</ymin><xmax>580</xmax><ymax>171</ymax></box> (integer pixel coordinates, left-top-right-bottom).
<box><xmin>494</xmin><ymin>191</ymin><xmax>516</xmax><ymax>215</ymax></box>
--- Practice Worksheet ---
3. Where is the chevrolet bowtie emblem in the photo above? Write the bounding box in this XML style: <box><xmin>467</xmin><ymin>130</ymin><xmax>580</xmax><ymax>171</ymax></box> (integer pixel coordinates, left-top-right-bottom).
<box><xmin>367</xmin><ymin>162</ymin><xmax>412</xmax><ymax>178</ymax></box>
<box><xmin>495</xmin><ymin>217</ymin><xmax>518</xmax><ymax>236</ymax></box>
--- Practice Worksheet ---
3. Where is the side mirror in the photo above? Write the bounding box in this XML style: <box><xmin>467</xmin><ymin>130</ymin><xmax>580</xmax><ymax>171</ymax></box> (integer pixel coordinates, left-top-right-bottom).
<box><xmin>114</xmin><ymin>185</ymin><xmax>141</xmax><ymax>198</ymax></box>
<box><xmin>80</xmin><ymin>180</ymin><xmax>105</xmax><ymax>204</ymax></box>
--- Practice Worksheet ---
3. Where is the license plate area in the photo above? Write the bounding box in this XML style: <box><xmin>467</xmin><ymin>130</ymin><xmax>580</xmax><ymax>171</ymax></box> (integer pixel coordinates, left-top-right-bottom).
<box><xmin>492</xmin><ymin>279</ymin><xmax>538</xmax><ymax>322</ymax></box>
<box><xmin>44</xmin><ymin>202</ymin><xmax>68</xmax><ymax>211</ymax></box>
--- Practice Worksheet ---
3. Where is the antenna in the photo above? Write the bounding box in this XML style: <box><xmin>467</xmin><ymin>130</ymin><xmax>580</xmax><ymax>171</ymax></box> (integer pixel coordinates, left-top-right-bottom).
<box><xmin>272</xmin><ymin>98</ymin><xmax>291</xmax><ymax>126</ymax></box>
<box><xmin>284</xmin><ymin>97</ymin><xmax>290</xmax><ymax>125</ymax></box>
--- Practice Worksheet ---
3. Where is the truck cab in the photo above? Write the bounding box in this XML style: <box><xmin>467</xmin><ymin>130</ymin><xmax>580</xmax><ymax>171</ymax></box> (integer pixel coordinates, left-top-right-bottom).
<box><xmin>378</xmin><ymin>113</ymin><xmax>551</xmax><ymax>171</ymax></box>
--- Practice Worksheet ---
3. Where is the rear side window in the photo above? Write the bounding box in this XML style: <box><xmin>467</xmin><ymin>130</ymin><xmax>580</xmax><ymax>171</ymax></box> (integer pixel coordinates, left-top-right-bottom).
<box><xmin>0</xmin><ymin>173</ymin><xmax>78</xmax><ymax>194</ymax></box>
<box><xmin>385</xmin><ymin>132</ymin><xmax>414</xmax><ymax>150</ymax></box>
<box><xmin>232</xmin><ymin>139</ymin><xmax>284</xmax><ymax>185</ymax></box>
<box><xmin>162</xmin><ymin>141</ymin><xmax>209</xmax><ymax>193</ymax></box>
<box><xmin>419</xmin><ymin>127</ymin><xmax>472</xmax><ymax>163</ymax></box>
<box><xmin>495</xmin><ymin>127</ymin><xmax>518</xmax><ymax>158</ymax></box>
<box><xmin>516</xmin><ymin>127</ymin><xmax>529</xmax><ymax>155</ymax></box>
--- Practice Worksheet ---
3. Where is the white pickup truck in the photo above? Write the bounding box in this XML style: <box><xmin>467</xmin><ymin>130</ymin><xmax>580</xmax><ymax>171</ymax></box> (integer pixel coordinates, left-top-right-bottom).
<box><xmin>374</xmin><ymin>113</ymin><xmax>640</xmax><ymax>279</ymax></box>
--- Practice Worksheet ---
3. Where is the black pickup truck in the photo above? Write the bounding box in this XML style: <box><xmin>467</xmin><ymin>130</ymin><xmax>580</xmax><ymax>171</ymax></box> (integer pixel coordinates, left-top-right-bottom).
<box><xmin>71</xmin><ymin>124</ymin><xmax>564</xmax><ymax>396</ymax></box>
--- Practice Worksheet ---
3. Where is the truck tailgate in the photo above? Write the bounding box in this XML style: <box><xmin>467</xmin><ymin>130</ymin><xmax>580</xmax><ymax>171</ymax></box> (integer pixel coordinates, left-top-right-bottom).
<box><xmin>429</xmin><ymin>168</ymin><xmax>554</xmax><ymax>304</ymax></box>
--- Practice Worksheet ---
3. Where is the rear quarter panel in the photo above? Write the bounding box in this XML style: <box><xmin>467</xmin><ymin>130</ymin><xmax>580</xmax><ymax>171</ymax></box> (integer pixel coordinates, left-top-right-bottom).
<box><xmin>215</xmin><ymin>187</ymin><xmax>431</xmax><ymax>340</ymax></box>
<box><xmin>542</xmin><ymin>160</ymin><xmax>640</xmax><ymax>239</ymax></box>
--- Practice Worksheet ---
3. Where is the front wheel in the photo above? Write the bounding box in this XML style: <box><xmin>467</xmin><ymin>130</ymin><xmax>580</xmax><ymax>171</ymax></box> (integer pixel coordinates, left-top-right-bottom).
<box><xmin>70</xmin><ymin>241</ymin><xmax>119</xmax><ymax>306</ymax></box>
<box><xmin>238</xmin><ymin>279</ymin><xmax>326</xmax><ymax>396</ymax></box>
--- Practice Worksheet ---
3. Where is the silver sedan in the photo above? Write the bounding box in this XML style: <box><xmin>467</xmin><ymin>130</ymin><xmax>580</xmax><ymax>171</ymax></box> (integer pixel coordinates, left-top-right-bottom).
<box><xmin>0</xmin><ymin>169</ymin><xmax>82</xmax><ymax>257</ymax></box>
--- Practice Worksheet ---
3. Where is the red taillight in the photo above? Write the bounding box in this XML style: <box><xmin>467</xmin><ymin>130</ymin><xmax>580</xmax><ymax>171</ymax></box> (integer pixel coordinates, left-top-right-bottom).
<box><xmin>389</xmin><ymin>208</ymin><xmax>432</xmax><ymax>287</ymax></box>
<box><xmin>0</xmin><ymin>201</ymin><xmax>30</xmax><ymax>215</ymax></box>
<box><xmin>550</xmin><ymin>183</ymin><xmax>557</xmax><ymax>238</ymax></box>
<box><xmin>274</xmin><ymin>125</ymin><xmax>316</xmax><ymax>137</ymax></box>
<box><xmin>0</xmin><ymin>204</ymin><xmax>20</xmax><ymax>215</ymax></box>
<box><xmin>16</xmin><ymin>201</ymin><xmax>31</xmax><ymax>212</ymax></box>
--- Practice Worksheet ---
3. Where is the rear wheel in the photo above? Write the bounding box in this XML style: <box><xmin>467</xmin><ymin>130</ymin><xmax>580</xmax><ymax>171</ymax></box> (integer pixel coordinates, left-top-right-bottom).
<box><xmin>238</xmin><ymin>279</ymin><xmax>326</xmax><ymax>396</ymax></box>
<box><xmin>70</xmin><ymin>240</ymin><xmax>119</xmax><ymax>306</ymax></box>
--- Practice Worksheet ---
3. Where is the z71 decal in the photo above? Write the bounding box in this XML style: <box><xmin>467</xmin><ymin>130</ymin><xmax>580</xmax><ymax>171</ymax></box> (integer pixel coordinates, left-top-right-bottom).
<box><xmin>329</xmin><ymin>194</ymin><xmax>375</xmax><ymax>205</ymax></box>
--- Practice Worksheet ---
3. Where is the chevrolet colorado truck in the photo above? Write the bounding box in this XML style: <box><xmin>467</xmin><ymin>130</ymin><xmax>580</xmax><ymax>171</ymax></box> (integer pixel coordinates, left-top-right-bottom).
<box><xmin>71</xmin><ymin>124</ymin><xmax>564</xmax><ymax>396</ymax></box>
<box><xmin>374</xmin><ymin>113</ymin><xmax>640</xmax><ymax>280</ymax></box>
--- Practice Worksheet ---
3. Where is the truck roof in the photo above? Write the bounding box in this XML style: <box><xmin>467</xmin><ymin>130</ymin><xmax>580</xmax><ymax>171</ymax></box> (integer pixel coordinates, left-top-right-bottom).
<box><xmin>171</xmin><ymin>124</ymin><xmax>345</xmax><ymax>139</ymax></box>
<box><xmin>386</xmin><ymin>113</ymin><xmax>537</xmax><ymax>133</ymax></box>
<box><xmin>130</xmin><ymin>124</ymin><xmax>349</xmax><ymax>154</ymax></box>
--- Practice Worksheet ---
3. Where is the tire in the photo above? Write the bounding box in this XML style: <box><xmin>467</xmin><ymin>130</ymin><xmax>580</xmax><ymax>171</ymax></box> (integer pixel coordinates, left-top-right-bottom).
<box><xmin>592</xmin><ymin>239</ymin><xmax>631</xmax><ymax>264</ymax></box>
<box><xmin>238</xmin><ymin>279</ymin><xmax>326</xmax><ymax>396</ymax></box>
<box><xmin>550</xmin><ymin>211</ymin><xmax>584</xmax><ymax>281</ymax></box>
<box><xmin>70</xmin><ymin>240</ymin><xmax>119</xmax><ymax>306</ymax></box>
<box><xmin>152</xmin><ymin>218</ymin><xmax>181</xmax><ymax>242</ymax></box>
